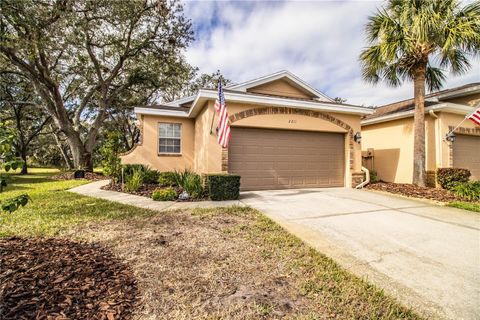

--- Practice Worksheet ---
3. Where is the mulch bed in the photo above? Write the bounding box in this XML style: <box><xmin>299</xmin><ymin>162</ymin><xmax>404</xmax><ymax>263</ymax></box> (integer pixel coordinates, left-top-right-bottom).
<box><xmin>51</xmin><ymin>171</ymin><xmax>107</xmax><ymax>181</ymax></box>
<box><xmin>102</xmin><ymin>183</ymin><xmax>160</xmax><ymax>198</ymax></box>
<box><xmin>366</xmin><ymin>182</ymin><xmax>471</xmax><ymax>203</ymax></box>
<box><xmin>102</xmin><ymin>183</ymin><xmax>206</xmax><ymax>201</ymax></box>
<box><xmin>0</xmin><ymin>237</ymin><xmax>137</xmax><ymax>320</ymax></box>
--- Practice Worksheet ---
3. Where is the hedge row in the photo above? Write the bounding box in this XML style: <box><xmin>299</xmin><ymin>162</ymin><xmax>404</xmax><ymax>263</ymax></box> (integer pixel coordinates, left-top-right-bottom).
<box><xmin>205</xmin><ymin>174</ymin><xmax>241</xmax><ymax>201</ymax></box>
<box><xmin>436</xmin><ymin>168</ymin><xmax>471</xmax><ymax>190</ymax></box>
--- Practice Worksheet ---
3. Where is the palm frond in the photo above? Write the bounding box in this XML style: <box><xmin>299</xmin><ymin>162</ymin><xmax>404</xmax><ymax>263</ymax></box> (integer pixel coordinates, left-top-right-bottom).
<box><xmin>359</xmin><ymin>0</ymin><xmax>479</xmax><ymax>88</ymax></box>
<box><xmin>425</xmin><ymin>65</ymin><xmax>446</xmax><ymax>91</ymax></box>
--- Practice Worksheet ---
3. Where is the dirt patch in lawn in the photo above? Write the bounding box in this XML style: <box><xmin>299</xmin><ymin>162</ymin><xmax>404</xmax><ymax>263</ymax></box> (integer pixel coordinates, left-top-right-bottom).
<box><xmin>366</xmin><ymin>182</ymin><xmax>472</xmax><ymax>203</ymax></box>
<box><xmin>0</xmin><ymin>237</ymin><xmax>137</xmax><ymax>320</ymax></box>
<box><xmin>68</xmin><ymin>207</ymin><xmax>421</xmax><ymax>319</ymax></box>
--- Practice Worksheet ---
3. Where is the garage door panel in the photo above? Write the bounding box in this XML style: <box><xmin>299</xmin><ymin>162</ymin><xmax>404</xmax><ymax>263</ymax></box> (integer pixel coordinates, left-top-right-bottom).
<box><xmin>453</xmin><ymin>135</ymin><xmax>480</xmax><ymax>180</ymax></box>
<box><xmin>229</xmin><ymin>127</ymin><xmax>345</xmax><ymax>190</ymax></box>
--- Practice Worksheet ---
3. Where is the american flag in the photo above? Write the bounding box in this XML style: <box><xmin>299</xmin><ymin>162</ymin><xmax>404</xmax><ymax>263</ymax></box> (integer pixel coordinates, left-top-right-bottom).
<box><xmin>214</xmin><ymin>80</ymin><xmax>231</xmax><ymax>148</ymax></box>
<box><xmin>468</xmin><ymin>107</ymin><xmax>480</xmax><ymax>126</ymax></box>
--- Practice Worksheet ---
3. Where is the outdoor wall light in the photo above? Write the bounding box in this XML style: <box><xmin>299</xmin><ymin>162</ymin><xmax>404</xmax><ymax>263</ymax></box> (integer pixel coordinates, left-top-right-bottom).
<box><xmin>354</xmin><ymin>132</ymin><xmax>362</xmax><ymax>144</ymax></box>
<box><xmin>445</xmin><ymin>132</ymin><xmax>456</xmax><ymax>142</ymax></box>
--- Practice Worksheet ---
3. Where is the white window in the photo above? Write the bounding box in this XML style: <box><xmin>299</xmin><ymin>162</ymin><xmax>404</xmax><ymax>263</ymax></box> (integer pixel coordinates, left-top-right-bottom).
<box><xmin>159</xmin><ymin>123</ymin><xmax>181</xmax><ymax>154</ymax></box>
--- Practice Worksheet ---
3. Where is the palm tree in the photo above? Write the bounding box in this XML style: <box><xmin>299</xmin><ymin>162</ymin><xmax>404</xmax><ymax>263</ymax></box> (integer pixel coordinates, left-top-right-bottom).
<box><xmin>360</xmin><ymin>0</ymin><xmax>480</xmax><ymax>186</ymax></box>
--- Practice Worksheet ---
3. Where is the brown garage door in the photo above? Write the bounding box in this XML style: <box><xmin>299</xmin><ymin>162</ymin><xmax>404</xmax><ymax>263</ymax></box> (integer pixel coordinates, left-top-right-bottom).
<box><xmin>228</xmin><ymin>127</ymin><xmax>345</xmax><ymax>190</ymax></box>
<box><xmin>453</xmin><ymin>134</ymin><xmax>480</xmax><ymax>180</ymax></box>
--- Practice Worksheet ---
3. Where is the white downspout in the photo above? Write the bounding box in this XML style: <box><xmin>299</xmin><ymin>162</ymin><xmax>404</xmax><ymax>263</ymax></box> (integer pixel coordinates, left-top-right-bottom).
<box><xmin>355</xmin><ymin>166</ymin><xmax>370</xmax><ymax>189</ymax></box>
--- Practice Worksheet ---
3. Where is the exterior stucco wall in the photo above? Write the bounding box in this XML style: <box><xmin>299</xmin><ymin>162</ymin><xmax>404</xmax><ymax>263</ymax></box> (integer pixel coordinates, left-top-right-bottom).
<box><xmin>438</xmin><ymin>111</ymin><xmax>479</xmax><ymax>168</ymax></box>
<box><xmin>361</xmin><ymin>117</ymin><xmax>415</xmax><ymax>183</ymax></box>
<box><xmin>247</xmin><ymin>79</ymin><xmax>314</xmax><ymax>99</ymax></box>
<box><xmin>120</xmin><ymin>115</ymin><xmax>195</xmax><ymax>171</ymax></box>
<box><xmin>362</xmin><ymin>106</ymin><xmax>478</xmax><ymax>183</ymax></box>
<box><xmin>217</xmin><ymin>102</ymin><xmax>363</xmax><ymax>187</ymax></box>
<box><xmin>122</xmin><ymin>101</ymin><xmax>363</xmax><ymax>188</ymax></box>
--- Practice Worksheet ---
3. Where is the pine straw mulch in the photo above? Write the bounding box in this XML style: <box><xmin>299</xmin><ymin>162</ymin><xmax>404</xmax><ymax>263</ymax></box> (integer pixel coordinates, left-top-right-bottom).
<box><xmin>366</xmin><ymin>182</ymin><xmax>472</xmax><ymax>203</ymax></box>
<box><xmin>0</xmin><ymin>237</ymin><xmax>137</xmax><ymax>320</ymax></box>
<box><xmin>65</xmin><ymin>207</ymin><xmax>421</xmax><ymax>320</ymax></box>
<box><xmin>51</xmin><ymin>171</ymin><xmax>107</xmax><ymax>181</ymax></box>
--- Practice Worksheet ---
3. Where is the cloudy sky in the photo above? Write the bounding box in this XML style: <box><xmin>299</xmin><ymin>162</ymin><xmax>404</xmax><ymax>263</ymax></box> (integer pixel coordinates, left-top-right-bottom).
<box><xmin>182</xmin><ymin>0</ymin><xmax>480</xmax><ymax>107</ymax></box>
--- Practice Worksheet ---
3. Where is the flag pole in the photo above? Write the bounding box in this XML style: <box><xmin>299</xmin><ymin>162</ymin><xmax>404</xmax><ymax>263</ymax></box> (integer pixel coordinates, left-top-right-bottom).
<box><xmin>210</xmin><ymin>76</ymin><xmax>222</xmax><ymax>135</ymax></box>
<box><xmin>445</xmin><ymin>103</ymin><xmax>480</xmax><ymax>139</ymax></box>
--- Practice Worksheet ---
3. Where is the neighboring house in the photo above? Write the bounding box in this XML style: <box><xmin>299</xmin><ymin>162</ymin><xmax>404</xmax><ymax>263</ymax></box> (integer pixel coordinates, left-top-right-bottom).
<box><xmin>121</xmin><ymin>71</ymin><xmax>373</xmax><ymax>190</ymax></box>
<box><xmin>361</xmin><ymin>83</ymin><xmax>480</xmax><ymax>185</ymax></box>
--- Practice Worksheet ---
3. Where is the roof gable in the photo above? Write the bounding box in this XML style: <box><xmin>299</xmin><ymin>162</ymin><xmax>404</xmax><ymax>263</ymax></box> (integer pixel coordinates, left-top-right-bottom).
<box><xmin>246</xmin><ymin>78</ymin><xmax>315</xmax><ymax>99</ymax></box>
<box><xmin>227</xmin><ymin>70</ymin><xmax>332</xmax><ymax>102</ymax></box>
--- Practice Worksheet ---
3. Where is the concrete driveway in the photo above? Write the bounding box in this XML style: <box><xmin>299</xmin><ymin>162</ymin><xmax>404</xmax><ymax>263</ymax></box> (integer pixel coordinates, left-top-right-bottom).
<box><xmin>241</xmin><ymin>188</ymin><xmax>480</xmax><ymax>320</ymax></box>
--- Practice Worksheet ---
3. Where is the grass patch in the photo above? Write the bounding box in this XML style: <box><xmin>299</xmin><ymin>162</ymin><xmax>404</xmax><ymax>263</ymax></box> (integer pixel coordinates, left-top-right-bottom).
<box><xmin>70</xmin><ymin>206</ymin><xmax>422</xmax><ymax>319</ymax></box>
<box><xmin>1</xmin><ymin>170</ymin><xmax>423</xmax><ymax>318</ymax></box>
<box><xmin>447</xmin><ymin>201</ymin><xmax>480</xmax><ymax>213</ymax></box>
<box><xmin>0</xmin><ymin>170</ymin><xmax>154</xmax><ymax>237</ymax></box>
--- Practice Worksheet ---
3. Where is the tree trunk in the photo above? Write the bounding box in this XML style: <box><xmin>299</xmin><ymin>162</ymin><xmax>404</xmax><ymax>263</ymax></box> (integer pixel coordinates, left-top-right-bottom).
<box><xmin>67</xmin><ymin>135</ymin><xmax>94</xmax><ymax>172</ymax></box>
<box><xmin>20</xmin><ymin>148</ymin><xmax>28</xmax><ymax>175</ymax></box>
<box><xmin>50</xmin><ymin>127</ymin><xmax>73</xmax><ymax>170</ymax></box>
<box><xmin>412</xmin><ymin>64</ymin><xmax>427</xmax><ymax>187</ymax></box>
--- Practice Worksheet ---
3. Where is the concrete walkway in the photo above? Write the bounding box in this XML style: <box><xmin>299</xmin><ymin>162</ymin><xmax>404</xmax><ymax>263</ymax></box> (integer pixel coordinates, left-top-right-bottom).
<box><xmin>241</xmin><ymin>188</ymin><xmax>480</xmax><ymax>320</ymax></box>
<box><xmin>69</xmin><ymin>180</ymin><xmax>245</xmax><ymax>211</ymax></box>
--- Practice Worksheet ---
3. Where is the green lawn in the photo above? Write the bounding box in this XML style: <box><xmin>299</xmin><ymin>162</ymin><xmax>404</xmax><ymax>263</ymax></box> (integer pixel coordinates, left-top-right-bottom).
<box><xmin>0</xmin><ymin>170</ymin><xmax>153</xmax><ymax>237</ymax></box>
<box><xmin>448</xmin><ymin>201</ymin><xmax>480</xmax><ymax>213</ymax></box>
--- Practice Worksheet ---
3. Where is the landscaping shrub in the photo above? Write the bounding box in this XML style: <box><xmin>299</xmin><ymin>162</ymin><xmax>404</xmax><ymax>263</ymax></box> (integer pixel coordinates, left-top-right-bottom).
<box><xmin>125</xmin><ymin>168</ymin><xmax>143</xmax><ymax>192</ymax></box>
<box><xmin>143</xmin><ymin>169</ymin><xmax>160</xmax><ymax>184</ymax></box>
<box><xmin>369</xmin><ymin>170</ymin><xmax>378</xmax><ymax>183</ymax></box>
<box><xmin>100</xmin><ymin>131</ymin><xmax>122</xmax><ymax>182</ymax></box>
<box><xmin>172</xmin><ymin>170</ymin><xmax>204</xmax><ymax>199</ymax></box>
<box><xmin>451</xmin><ymin>181</ymin><xmax>480</xmax><ymax>201</ymax></box>
<box><xmin>152</xmin><ymin>187</ymin><xmax>177</xmax><ymax>201</ymax></box>
<box><xmin>158</xmin><ymin>172</ymin><xmax>177</xmax><ymax>187</ymax></box>
<box><xmin>436</xmin><ymin>168</ymin><xmax>471</xmax><ymax>190</ymax></box>
<box><xmin>183</xmin><ymin>173</ymin><xmax>203</xmax><ymax>199</ymax></box>
<box><xmin>119</xmin><ymin>164</ymin><xmax>159</xmax><ymax>184</ymax></box>
<box><xmin>206</xmin><ymin>174</ymin><xmax>241</xmax><ymax>201</ymax></box>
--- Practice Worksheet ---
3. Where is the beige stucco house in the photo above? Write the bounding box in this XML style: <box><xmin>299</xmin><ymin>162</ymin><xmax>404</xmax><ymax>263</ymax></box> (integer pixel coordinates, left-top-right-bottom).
<box><xmin>361</xmin><ymin>83</ymin><xmax>480</xmax><ymax>185</ymax></box>
<box><xmin>121</xmin><ymin>71</ymin><xmax>373</xmax><ymax>190</ymax></box>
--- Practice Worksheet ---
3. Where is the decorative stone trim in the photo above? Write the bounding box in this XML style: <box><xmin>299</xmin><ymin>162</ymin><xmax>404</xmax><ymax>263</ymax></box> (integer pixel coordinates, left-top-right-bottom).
<box><xmin>351</xmin><ymin>171</ymin><xmax>364</xmax><ymax>187</ymax></box>
<box><xmin>119</xmin><ymin>115</ymin><xmax>143</xmax><ymax>157</ymax></box>
<box><xmin>224</xmin><ymin>107</ymin><xmax>356</xmax><ymax>173</ymax></box>
<box><xmin>221</xmin><ymin>148</ymin><xmax>228</xmax><ymax>173</ymax></box>
<box><xmin>426</xmin><ymin>170</ymin><xmax>436</xmax><ymax>188</ymax></box>
<box><xmin>447</xmin><ymin>126</ymin><xmax>480</xmax><ymax>167</ymax></box>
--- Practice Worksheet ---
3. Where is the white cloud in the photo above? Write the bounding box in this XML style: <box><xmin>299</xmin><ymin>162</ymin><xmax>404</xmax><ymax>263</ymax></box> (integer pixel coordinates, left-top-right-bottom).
<box><xmin>183</xmin><ymin>0</ymin><xmax>480</xmax><ymax>106</ymax></box>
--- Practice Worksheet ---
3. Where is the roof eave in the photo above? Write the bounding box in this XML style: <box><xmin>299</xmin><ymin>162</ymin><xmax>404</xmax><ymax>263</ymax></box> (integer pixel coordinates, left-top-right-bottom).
<box><xmin>436</xmin><ymin>85</ymin><xmax>480</xmax><ymax>100</ymax></box>
<box><xmin>361</xmin><ymin>103</ymin><xmax>473</xmax><ymax>126</ymax></box>
<box><xmin>134</xmin><ymin>107</ymin><xmax>189</xmax><ymax>117</ymax></box>
<box><xmin>190</xmin><ymin>89</ymin><xmax>373</xmax><ymax>117</ymax></box>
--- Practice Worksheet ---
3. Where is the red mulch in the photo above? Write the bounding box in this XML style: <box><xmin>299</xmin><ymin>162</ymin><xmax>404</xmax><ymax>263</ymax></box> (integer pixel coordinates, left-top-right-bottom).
<box><xmin>0</xmin><ymin>237</ymin><xmax>137</xmax><ymax>320</ymax></box>
<box><xmin>51</xmin><ymin>171</ymin><xmax>107</xmax><ymax>181</ymax></box>
<box><xmin>366</xmin><ymin>182</ymin><xmax>472</xmax><ymax>203</ymax></box>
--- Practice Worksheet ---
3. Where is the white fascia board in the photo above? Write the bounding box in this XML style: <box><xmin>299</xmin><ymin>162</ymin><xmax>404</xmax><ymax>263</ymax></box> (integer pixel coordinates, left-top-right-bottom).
<box><xmin>134</xmin><ymin>107</ymin><xmax>189</xmax><ymax>118</ymax></box>
<box><xmin>189</xmin><ymin>89</ymin><xmax>373</xmax><ymax>117</ymax></box>
<box><xmin>163</xmin><ymin>95</ymin><xmax>195</xmax><ymax>107</ymax></box>
<box><xmin>361</xmin><ymin>103</ymin><xmax>473</xmax><ymax>126</ymax></box>
<box><xmin>436</xmin><ymin>85</ymin><xmax>480</xmax><ymax>100</ymax></box>
<box><xmin>227</xmin><ymin>70</ymin><xmax>333</xmax><ymax>102</ymax></box>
